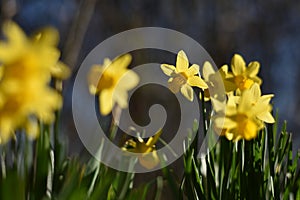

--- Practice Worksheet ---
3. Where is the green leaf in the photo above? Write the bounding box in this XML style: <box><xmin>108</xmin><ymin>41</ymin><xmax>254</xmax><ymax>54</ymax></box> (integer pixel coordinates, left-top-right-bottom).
<box><xmin>0</xmin><ymin>169</ymin><xmax>26</xmax><ymax>200</ymax></box>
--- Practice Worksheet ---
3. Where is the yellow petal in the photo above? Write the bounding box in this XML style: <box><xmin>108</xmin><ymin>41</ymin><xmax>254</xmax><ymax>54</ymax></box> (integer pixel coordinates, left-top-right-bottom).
<box><xmin>116</xmin><ymin>70</ymin><xmax>139</xmax><ymax>91</ymax></box>
<box><xmin>146</xmin><ymin>129</ymin><xmax>162</xmax><ymax>146</ymax></box>
<box><xmin>186</xmin><ymin>64</ymin><xmax>199</xmax><ymax>76</ymax></box>
<box><xmin>258</xmin><ymin>94</ymin><xmax>274</xmax><ymax>105</ymax></box>
<box><xmin>51</xmin><ymin>61</ymin><xmax>70</xmax><ymax>80</ymax></box>
<box><xmin>139</xmin><ymin>151</ymin><xmax>160</xmax><ymax>169</ymax></box>
<box><xmin>249</xmin><ymin>83</ymin><xmax>261</xmax><ymax>102</ymax></box>
<box><xmin>187</xmin><ymin>76</ymin><xmax>208</xmax><ymax>89</ymax></box>
<box><xmin>116</xmin><ymin>71</ymin><xmax>139</xmax><ymax>90</ymax></box>
<box><xmin>176</xmin><ymin>50</ymin><xmax>189</xmax><ymax>72</ymax></box>
<box><xmin>214</xmin><ymin>117</ymin><xmax>237</xmax><ymax>130</ymax></box>
<box><xmin>243</xmin><ymin>119</ymin><xmax>258</xmax><ymax>140</ymax></box>
<box><xmin>252</xmin><ymin>103</ymin><xmax>272</xmax><ymax>119</ymax></box>
<box><xmin>88</xmin><ymin>65</ymin><xmax>103</xmax><ymax>93</ymax></box>
<box><xmin>226</xmin><ymin>105</ymin><xmax>238</xmax><ymax>116</ymax></box>
<box><xmin>247</xmin><ymin>61</ymin><xmax>260</xmax><ymax>77</ymax></box>
<box><xmin>257</xmin><ymin>112</ymin><xmax>275</xmax><ymax>123</ymax></box>
<box><xmin>168</xmin><ymin>77</ymin><xmax>180</xmax><ymax>94</ymax></box>
<box><xmin>0</xmin><ymin>119</ymin><xmax>14</xmax><ymax>144</ymax></box>
<box><xmin>0</xmin><ymin>21</ymin><xmax>27</xmax><ymax>62</ymax></box>
<box><xmin>231</xmin><ymin>54</ymin><xmax>246</xmax><ymax>76</ymax></box>
<box><xmin>25</xmin><ymin>120</ymin><xmax>39</xmax><ymax>139</ymax></box>
<box><xmin>210</xmin><ymin>97</ymin><xmax>225</xmax><ymax>112</ymax></box>
<box><xmin>228</xmin><ymin>95</ymin><xmax>239</xmax><ymax>106</ymax></box>
<box><xmin>3</xmin><ymin>21</ymin><xmax>27</xmax><ymax>48</ymax></box>
<box><xmin>99</xmin><ymin>89</ymin><xmax>114</xmax><ymax>115</ymax></box>
<box><xmin>110</xmin><ymin>54</ymin><xmax>132</xmax><ymax>70</ymax></box>
<box><xmin>180</xmin><ymin>84</ymin><xmax>194</xmax><ymax>101</ymax></box>
<box><xmin>0</xmin><ymin>66</ymin><xmax>3</xmax><ymax>80</ymax></box>
<box><xmin>103</xmin><ymin>58</ymin><xmax>111</xmax><ymax>66</ymax></box>
<box><xmin>32</xmin><ymin>27</ymin><xmax>59</xmax><ymax>46</ymax></box>
<box><xmin>202</xmin><ymin>61</ymin><xmax>215</xmax><ymax>81</ymax></box>
<box><xmin>161</xmin><ymin>64</ymin><xmax>175</xmax><ymax>76</ymax></box>
<box><xmin>238</xmin><ymin>89</ymin><xmax>254</xmax><ymax>112</ymax></box>
<box><xmin>225</xmin><ymin>132</ymin><xmax>235</xmax><ymax>140</ymax></box>
<box><xmin>113</xmin><ymin>89</ymin><xmax>128</xmax><ymax>109</ymax></box>
<box><xmin>251</xmin><ymin>76</ymin><xmax>262</xmax><ymax>85</ymax></box>
<box><xmin>220</xmin><ymin>65</ymin><xmax>228</xmax><ymax>76</ymax></box>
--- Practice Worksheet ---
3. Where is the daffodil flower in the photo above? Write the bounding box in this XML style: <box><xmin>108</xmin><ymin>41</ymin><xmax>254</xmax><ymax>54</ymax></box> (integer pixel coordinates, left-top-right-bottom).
<box><xmin>201</xmin><ymin>61</ymin><xmax>233</xmax><ymax>101</ymax></box>
<box><xmin>122</xmin><ymin>129</ymin><xmax>162</xmax><ymax>169</ymax></box>
<box><xmin>88</xmin><ymin>54</ymin><xmax>139</xmax><ymax>115</ymax></box>
<box><xmin>224</xmin><ymin>54</ymin><xmax>262</xmax><ymax>92</ymax></box>
<box><xmin>0</xmin><ymin>21</ymin><xmax>69</xmax><ymax>144</ymax></box>
<box><xmin>161</xmin><ymin>50</ymin><xmax>208</xmax><ymax>101</ymax></box>
<box><xmin>214</xmin><ymin>83</ymin><xmax>274</xmax><ymax>141</ymax></box>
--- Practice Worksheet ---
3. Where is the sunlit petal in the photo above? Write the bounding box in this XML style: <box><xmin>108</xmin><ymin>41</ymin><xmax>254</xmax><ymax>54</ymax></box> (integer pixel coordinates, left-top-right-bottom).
<box><xmin>176</xmin><ymin>50</ymin><xmax>189</xmax><ymax>72</ymax></box>
<box><xmin>247</xmin><ymin>61</ymin><xmax>260</xmax><ymax>77</ymax></box>
<box><xmin>180</xmin><ymin>84</ymin><xmax>194</xmax><ymax>101</ymax></box>
<box><xmin>231</xmin><ymin>54</ymin><xmax>246</xmax><ymax>75</ymax></box>
<box><xmin>257</xmin><ymin>112</ymin><xmax>275</xmax><ymax>123</ymax></box>
<box><xmin>187</xmin><ymin>76</ymin><xmax>208</xmax><ymax>89</ymax></box>
<box><xmin>99</xmin><ymin>89</ymin><xmax>114</xmax><ymax>115</ymax></box>
<box><xmin>161</xmin><ymin>64</ymin><xmax>176</xmax><ymax>76</ymax></box>
<box><xmin>116</xmin><ymin>70</ymin><xmax>139</xmax><ymax>90</ymax></box>
<box><xmin>203</xmin><ymin>61</ymin><xmax>215</xmax><ymax>81</ymax></box>
<box><xmin>186</xmin><ymin>64</ymin><xmax>199</xmax><ymax>76</ymax></box>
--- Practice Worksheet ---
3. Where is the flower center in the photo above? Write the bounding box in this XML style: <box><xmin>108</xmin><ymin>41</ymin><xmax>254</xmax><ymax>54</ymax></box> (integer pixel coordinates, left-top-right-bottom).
<box><xmin>235</xmin><ymin>113</ymin><xmax>256</xmax><ymax>136</ymax></box>
<box><xmin>97</xmin><ymin>73</ymin><xmax>114</xmax><ymax>90</ymax></box>
<box><xmin>168</xmin><ymin>73</ymin><xmax>187</xmax><ymax>93</ymax></box>
<box><xmin>234</xmin><ymin>75</ymin><xmax>253</xmax><ymax>90</ymax></box>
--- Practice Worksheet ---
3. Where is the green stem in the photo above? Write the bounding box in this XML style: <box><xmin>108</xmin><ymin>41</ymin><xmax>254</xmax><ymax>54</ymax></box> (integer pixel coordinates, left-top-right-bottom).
<box><xmin>200</xmin><ymin>90</ymin><xmax>207</xmax><ymax>136</ymax></box>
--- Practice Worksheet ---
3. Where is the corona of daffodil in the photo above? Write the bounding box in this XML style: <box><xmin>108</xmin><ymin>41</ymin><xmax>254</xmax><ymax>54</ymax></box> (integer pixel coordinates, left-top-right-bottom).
<box><xmin>161</xmin><ymin>50</ymin><xmax>208</xmax><ymax>101</ymax></box>
<box><xmin>88</xmin><ymin>54</ymin><xmax>139</xmax><ymax>115</ymax></box>
<box><xmin>214</xmin><ymin>83</ymin><xmax>274</xmax><ymax>141</ymax></box>
<box><xmin>0</xmin><ymin>21</ymin><xmax>69</xmax><ymax>144</ymax></box>
<box><xmin>223</xmin><ymin>54</ymin><xmax>262</xmax><ymax>92</ymax></box>
<box><xmin>122</xmin><ymin>129</ymin><xmax>162</xmax><ymax>169</ymax></box>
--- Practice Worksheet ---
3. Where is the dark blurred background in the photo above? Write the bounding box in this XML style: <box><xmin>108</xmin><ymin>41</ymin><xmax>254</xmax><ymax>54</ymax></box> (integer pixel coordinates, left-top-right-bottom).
<box><xmin>1</xmin><ymin>0</ymin><xmax>299</xmax><ymax>152</ymax></box>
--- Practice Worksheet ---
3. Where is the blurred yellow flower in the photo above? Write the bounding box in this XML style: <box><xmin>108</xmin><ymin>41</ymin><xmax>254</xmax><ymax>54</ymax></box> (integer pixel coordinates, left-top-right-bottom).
<box><xmin>88</xmin><ymin>54</ymin><xmax>139</xmax><ymax>115</ymax></box>
<box><xmin>224</xmin><ymin>54</ymin><xmax>262</xmax><ymax>92</ymax></box>
<box><xmin>214</xmin><ymin>84</ymin><xmax>274</xmax><ymax>141</ymax></box>
<box><xmin>0</xmin><ymin>21</ymin><xmax>69</xmax><ymax>144</ymax></box>
<box><xmin>161</xmin><ymin>50</ymin><xmax>208</xmax><ymax>101</ymax></box>
<box><xmin>122</xmin><ymin>129</ymin><xmax>162</xmax><ymax>169</ymax></box>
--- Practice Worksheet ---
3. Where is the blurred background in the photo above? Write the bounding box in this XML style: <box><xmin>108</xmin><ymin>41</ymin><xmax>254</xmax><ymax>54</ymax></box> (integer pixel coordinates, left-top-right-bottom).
<box><xmin>1</xmin><ymin>0</ymin><xmax>299</xmax><ymax>152</ymax></box>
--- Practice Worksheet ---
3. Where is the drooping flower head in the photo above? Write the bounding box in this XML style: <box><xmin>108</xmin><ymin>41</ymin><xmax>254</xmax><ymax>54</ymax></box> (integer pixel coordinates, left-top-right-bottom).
<box><xmin>122</xmin><ymin>129</ymin><xmax>162</xmax><ymax>169</ymax></box>
<box><xmin>223</xmin><ymin>54</ymin><xmax>262</xmax><ymax>93</ymax></box>
<box><xmin>214</xmin><ymin>83</ymin><xmax>274</xmax><ymax>141</ymax></box>
<box><xmin>88</xmin><ymin>54</ymin><xmax>139</xmax><ymax>115</ymax></box>
<box><xmin>161</xmin><ymin>50</ymin><xmax>208</xmax><ymax>101</ymax></box>
<box><xmin>0</xmin><ymin>21</ymin><xmax>69</xmax><ymax>143</ymax></box>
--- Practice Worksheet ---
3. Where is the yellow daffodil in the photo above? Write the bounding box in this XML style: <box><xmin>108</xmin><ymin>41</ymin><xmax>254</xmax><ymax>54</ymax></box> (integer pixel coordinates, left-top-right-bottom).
<box><xmin>122</xmin><ymin>129</ymin><xmax>162</xmax><ymax>169</ymax></box>
<box><xmin>201</xmin><ymin>61</ymin><xmax>234</xmax><ymax>101</ymax></box>
<box><xmin>224</xmin><ymin>54</ymin><xmax>262</xmax><ymax>92</ymax></box>
<box><xmin>88</xmin><ymin>54</ymin><xmax>139</xmax><ymax>115</ymax></box>
<box><xmin>214</xmin><ymin>84</ymin><xmax>274</xmax><ymax>141</ymax></box>
<box><xmin>0</xmin><ymin>21</ymin><xmax>69</xmax><ymax>144</ymax></box>
<box><xmin>161</xmin><ymin>50</ymin><xmax>208</xmax><ymax>101</ymax></box>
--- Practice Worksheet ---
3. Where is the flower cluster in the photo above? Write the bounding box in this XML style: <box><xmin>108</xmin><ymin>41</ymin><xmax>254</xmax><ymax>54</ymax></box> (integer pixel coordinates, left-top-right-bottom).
<box><xmin>212</xmin><ymin>54</ymin><xmax>274</xmax><ymax>140</ymax></box>
<box><xmin>0</xmin><ymin>21</ymin><xmax>69</xmax><ymax>143</ymax></box>
<box><xmin>87</xmin><ymin>50</ymin><xmax>275</xmax><ymax>169</ymax></box>
<box><xmin>161</xmin><ymin>51</ymin><xmax>274</xmax><ymax>141</ymax></box>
